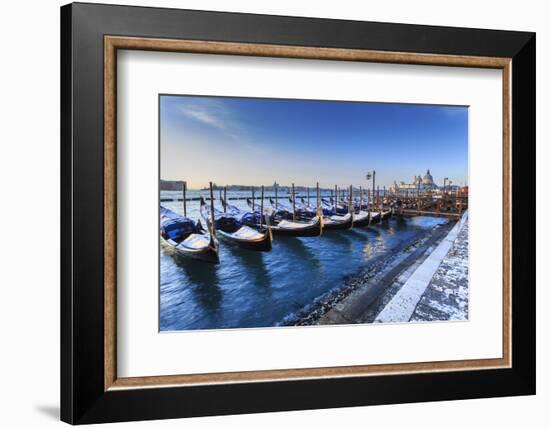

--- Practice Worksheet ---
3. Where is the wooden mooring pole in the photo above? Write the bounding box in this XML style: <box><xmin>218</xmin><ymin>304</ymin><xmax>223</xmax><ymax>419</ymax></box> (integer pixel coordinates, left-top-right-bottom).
<box><xmin>292</xmin><ymin>183</ymin><xmax>296</xmax><ymax>221</ymax></box>
<box><xmin>182</xmin><ymin>181</ymin><xmax>187</xmax><ymax>217</ymax></box>
<box><xmin>260</xmin><ymin>185</ymin><xmax>264</xmax><ymax>227</ymax></box>
<box><xmin>316</xmin><ymin>182</ymin><xmax>321</xmax><ymax>217</ymax></box>
<box><xmin>349</xmin><ymin>185</ymin><xmax>353</xmax><ymax>214</ymax></box>
<box><xmin>372</xmin><ymin>170</ymin><xmax>376</xmax><ymax>208</ymax></box>
<box><xmin>209</xmin><ymin>182</ymin><xmax>216</xmax><ymax>237</ymax></box>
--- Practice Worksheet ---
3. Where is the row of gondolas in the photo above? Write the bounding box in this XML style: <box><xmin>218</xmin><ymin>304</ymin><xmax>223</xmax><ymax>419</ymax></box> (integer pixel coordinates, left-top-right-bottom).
<box><xmin>160</xmin><ymin>183</ymin><xmax>394</xmax><ymax>264</ymax></box>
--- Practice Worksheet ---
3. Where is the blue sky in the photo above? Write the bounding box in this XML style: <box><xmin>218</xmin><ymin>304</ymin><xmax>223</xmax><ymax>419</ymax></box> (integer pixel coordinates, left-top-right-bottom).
<box><xmin>160</xmin><ymin>95</ymin><xmax>468</xmax><ymax>189</ymax></box>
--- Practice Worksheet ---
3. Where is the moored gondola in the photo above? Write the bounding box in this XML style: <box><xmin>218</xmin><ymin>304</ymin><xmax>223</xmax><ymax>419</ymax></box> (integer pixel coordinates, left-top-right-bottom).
<box><xmin>323</xmin><ymin>212</ymin><xmax>354</xmax><ymax>230</ymax></box>
<box><xmin>352</xmin><ymin>210</ymin><xmax>370</xmax><ymax>227</ymax></box>
<box><xmin>320</xmin><ymin>185</ymin><xmax>355</xmax><ymax>230</ymax></box>
<box><xmin>263</xmin><ymin>182</ymin><xmax>324</xmax><ymax>237</ymax></box>
<box><xmin>350</xmin><ymin>186</ymin><xmax>370</xmax><ymax>227</ymax></box>
<box><xmin>250</xmin><ymin>197</ymin><xmax>322</xmax><ymax>237</ymax></box>
<box><xmin>160</xmin><ymin>205</ymin><xmax>219</xmax><ymax>264</ymax></box>
<box><xmin>321</xmin><ymin>197</ymin><xmax>348</xmax><ymax>215</ymax></box>
<box><xmin>270</xmin><ymin>215</ymin><xmax>323</xmax><ymax>237</ymax></box>
<box><xmin>304</xmin><ymin>196</ymin><xmax>354</xmax><ymax>230</ymax></box>
<box><xmin>200</xmin><ymin>191</ymin><xmax>272</xmax><ymax>252</ymax></box>
<box><xmin>380</xmin><ymin>209</ymin><xmax>392</xmax><ymax>221</ymax></box>
<box><xmin>269</xmin><ymin>197</ymin><xmax>316</xmax><ymax>221</ymax></box>
<box><xmin>221</xmin><ymin>193</ymin><xmax>265</xmax><ymax>227</ymax></box>
<box><xmin>369</xmin><ymin>211</ymin><xmax>381</xmax><ymax>224</ymax></box>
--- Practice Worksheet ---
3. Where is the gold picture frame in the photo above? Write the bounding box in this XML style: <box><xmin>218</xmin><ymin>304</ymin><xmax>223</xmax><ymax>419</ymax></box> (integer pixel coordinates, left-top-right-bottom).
<box><xmin>103</xmin><ymin>36</ymin><xmax>512</xmax><ymax>391</ymax></box>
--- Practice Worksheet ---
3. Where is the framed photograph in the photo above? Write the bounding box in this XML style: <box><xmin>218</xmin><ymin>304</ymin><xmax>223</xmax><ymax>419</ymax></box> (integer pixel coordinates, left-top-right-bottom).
<box><xmin>61</xmin><ymin>2</ymin><xmax>535</xmax><ymax>424</ymax></box>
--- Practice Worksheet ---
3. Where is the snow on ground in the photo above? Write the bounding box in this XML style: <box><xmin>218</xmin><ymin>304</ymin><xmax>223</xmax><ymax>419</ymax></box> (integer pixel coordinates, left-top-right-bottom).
<box><xmin>410</xmin><ymin>215</ymin><xmax>469</xmax><ymax>322</ymax></box>
<box><xmin>374</xmin><ymin>213</ymin><xmax>467</xmax><ymax>323</ymax></box>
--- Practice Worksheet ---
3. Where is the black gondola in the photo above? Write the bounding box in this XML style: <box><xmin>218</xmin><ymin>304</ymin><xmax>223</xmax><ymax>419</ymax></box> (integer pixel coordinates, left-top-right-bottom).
<box><xmin>200</xmin><ymin>197</ymin><xmax>272</xmax><ymax>252</ymax></box>
<box><xmin>160</xmin><ymin>205</ymin><xmax>219</xmax><ymax>264</ymax></box>
<box><xmin>369</xmin><ymin>211</ymin><xmax>381</xmax><ymax>224</ymax></box>
<box><xmin>316</xmin><ymin>196</ymin><xmax>354</xmax><ymax>230</ymax></box>
<box><xmin>323</xmin><ymin>212</ymin><xmax>354</xmax><ymax>230</ymax></box>
<box><xmin>271</xmin><ymin>216</ymin><xmax>323</xmax><ymax>237</ymax></box>
<box><xmin>380</xmin><ymin>209</ymin><xmax>392</xmax><ymax>221</ymax></box>
<box><xmin>352</xmin><ymin>210</ymin><xmax>370</xmax><ymax>227</ymax></box>
<box><xmin>348</xmin><ymin>190</ymin><xmax>370</xmax><ymax>227</ymax></box>
<box><xmin>269</xmin><ymin>197</ymin><xmax>316</xmax><ymax>221</ymax></box>
<box><xmin>249</xmin><ymin>198</ymin><xmax>322</xmax><ymax>237</ymax></box>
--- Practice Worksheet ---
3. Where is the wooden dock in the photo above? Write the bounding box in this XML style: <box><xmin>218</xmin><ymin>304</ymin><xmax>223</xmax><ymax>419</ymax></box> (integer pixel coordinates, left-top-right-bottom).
<box><xmin>402</xmin><ymin>209</ymin><xmax>462</xmax><ymax>219</ymax></box>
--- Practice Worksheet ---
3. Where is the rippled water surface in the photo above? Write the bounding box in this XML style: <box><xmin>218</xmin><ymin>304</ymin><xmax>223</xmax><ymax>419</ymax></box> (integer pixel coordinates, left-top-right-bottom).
<box><xmin>160</xmin><ymin>190</ymin><xmax>447</xmax><ymax>331</ymax></box>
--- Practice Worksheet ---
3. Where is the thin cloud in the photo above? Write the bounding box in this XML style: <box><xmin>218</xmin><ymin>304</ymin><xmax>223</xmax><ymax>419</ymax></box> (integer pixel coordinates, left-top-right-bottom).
<box><xmin>171</xmin><ymin>97</ymin><xmax>270</xmax><ymax>155</ymax></box>
<box><xmin>182</xmin><ymin>107</ymin><xmax>227</xmax><ymax>130</ymax></box>
<box><xmin>178</xmin><ymin>98</ymin><xmax>234</xmax><ymax>131</ymax></box>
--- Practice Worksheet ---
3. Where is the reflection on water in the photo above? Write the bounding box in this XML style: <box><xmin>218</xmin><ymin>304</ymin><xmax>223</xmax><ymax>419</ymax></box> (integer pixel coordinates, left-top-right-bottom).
<box><xmin>226</xmin><ymin>246</ymin><xmax>272</xmax><ymax>290</ymax></box>
<box><xmin>276</xmin><ymin>237</ymin><xmax>319</xmax><ymax>268</ymax></box>
<box><xmin>160</xmin><ymin>191</ymin><xmax>447</xmax><ymax>331</ymax></box>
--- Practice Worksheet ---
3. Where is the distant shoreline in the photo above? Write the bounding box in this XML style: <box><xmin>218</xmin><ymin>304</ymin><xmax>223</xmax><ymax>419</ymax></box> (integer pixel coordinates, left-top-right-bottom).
<box><xmin>160</xmin><ymin>182</ymin><xmax>347</xmax><ymax>193</ymax></box>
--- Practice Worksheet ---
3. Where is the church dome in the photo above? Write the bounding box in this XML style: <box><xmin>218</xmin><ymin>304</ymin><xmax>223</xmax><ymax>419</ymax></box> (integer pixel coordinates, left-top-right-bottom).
<box><xmin>422</xmin><ymin>169</ymin><xmax>434</xmax><ymax>185</ymax></box>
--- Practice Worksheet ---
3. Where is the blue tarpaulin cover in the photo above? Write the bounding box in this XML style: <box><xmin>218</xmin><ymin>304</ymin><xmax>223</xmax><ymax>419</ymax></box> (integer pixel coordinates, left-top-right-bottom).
<box><xmin>160</xmin><ymin>206</ymin><xmax>198</xmax><ymax>241</ymax></box>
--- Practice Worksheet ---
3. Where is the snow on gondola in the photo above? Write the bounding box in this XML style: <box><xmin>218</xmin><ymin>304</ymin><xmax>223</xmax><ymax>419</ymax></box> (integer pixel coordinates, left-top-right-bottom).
<box><xmin>160</xmin><ymin>205</ymin><xmax>219</xmax><ymax>264</ymax></box>
<box><xmin>200</xmin><ymin>191</ymin><xmax>272</xmax><ymax>252</ymax></box>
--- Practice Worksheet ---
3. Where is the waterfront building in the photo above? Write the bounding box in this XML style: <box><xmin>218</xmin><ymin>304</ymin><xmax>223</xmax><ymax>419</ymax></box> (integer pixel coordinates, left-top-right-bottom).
<box><xmin>389</xmin><ymin>169</ymin><xmax>438</xmax><ymax>194</ymax></box>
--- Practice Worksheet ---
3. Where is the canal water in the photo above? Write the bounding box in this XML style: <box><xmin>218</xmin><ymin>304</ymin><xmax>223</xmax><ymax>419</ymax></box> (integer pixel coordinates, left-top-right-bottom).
<box><xmin>160</xmin><ymin>190</ymin><xmax>447</xmax><ymax>331</ymax></box>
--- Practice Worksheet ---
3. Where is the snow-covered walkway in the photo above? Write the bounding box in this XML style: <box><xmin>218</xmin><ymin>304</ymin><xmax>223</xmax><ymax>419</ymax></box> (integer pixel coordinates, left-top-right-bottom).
<box><xmin>374</xmin><ymin>211</ymin><xmax>468</xmax><ymax>323</ymax></box>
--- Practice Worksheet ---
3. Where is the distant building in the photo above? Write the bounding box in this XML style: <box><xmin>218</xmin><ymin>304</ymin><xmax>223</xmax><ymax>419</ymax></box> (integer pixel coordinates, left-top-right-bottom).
<box><xmin>389</xmin><ymin>169</ymin><xmax>438</xmax><ymax>194</ymax></box>
<box><xmin>160</xmin><ymin>179</ymin><xmax>185</xmax><ymax>191</ymax></box>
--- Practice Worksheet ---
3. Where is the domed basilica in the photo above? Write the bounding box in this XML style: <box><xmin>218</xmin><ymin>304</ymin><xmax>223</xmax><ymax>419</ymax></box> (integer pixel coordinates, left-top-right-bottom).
<box><xmin>389</xmin><ymin>169</ymin><xmax>438</xmax><ymax>193</ymax></box>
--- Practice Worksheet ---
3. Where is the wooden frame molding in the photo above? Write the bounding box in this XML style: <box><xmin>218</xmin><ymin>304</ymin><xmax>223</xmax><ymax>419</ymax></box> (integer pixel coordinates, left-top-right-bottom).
<box><xmin>104</xmin><ymin>35</ymin><xmax>512</xmax><ymax>391</ymax></box>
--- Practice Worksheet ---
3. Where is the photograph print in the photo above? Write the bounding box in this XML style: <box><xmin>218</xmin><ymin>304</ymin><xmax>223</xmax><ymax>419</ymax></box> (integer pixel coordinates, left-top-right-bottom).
<box><xmin>159</xmin><ymin>95</ymin><xmax>469</xmax><ymax>332</ymax></box>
